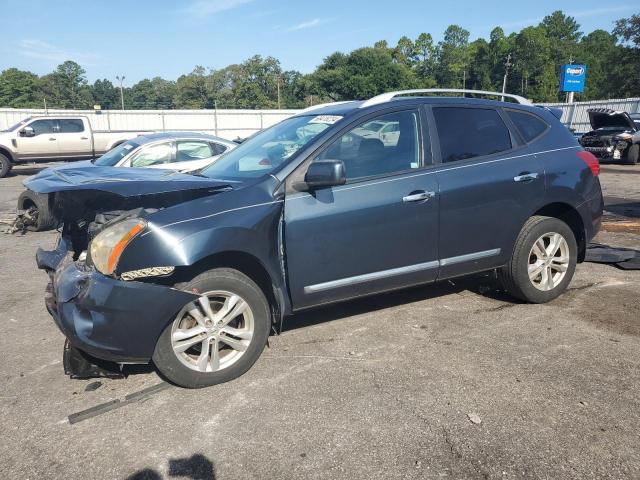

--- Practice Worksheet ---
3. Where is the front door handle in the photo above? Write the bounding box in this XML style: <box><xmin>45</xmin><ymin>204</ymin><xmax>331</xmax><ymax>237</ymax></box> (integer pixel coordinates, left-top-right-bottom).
<box><xmin>513</xmin><ymin>172</ymin><xmax>539</xmax><ymax>182</ymax></box>
<box><xmin>80</xmin><ymin>136</ymin><xmax>89</xmax><ymax>140</ymax></box>
<box><xmin>403</xmin><ymin>191</ymin><xmax>435</xmax><ymax>203</ymax></box>
<box><xmin>49</xmin><ymin>137</ymin><xmax>56</xmax><ymax>141</ymax></box>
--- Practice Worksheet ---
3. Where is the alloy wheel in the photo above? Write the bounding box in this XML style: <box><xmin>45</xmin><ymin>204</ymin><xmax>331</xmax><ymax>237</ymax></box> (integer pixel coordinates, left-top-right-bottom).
<box><xmin>527</xmin><ymin>232</ymin><xmax>570</xmax><ymax>291</ymax></box>
<box><xmin>170</xmin><ymin>290</ymin><xmax>254</xmax><ymax>373</ymax></box>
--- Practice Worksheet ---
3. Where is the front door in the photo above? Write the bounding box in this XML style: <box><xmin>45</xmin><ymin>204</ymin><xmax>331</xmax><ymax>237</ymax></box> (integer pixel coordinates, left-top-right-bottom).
<box><xmin>284</xmin><ymin>107</ymin><xmax>440</xmax><ymax>310</ymax></box>
<box><xmin>16</xmin><ymin>119</ymin><xmax>59</xmax><ymax>159</ymax></box>
<box><xmin>431</xmin><ymin>105</ymin><xmax>545</xmax><ymax>279</ymax></box>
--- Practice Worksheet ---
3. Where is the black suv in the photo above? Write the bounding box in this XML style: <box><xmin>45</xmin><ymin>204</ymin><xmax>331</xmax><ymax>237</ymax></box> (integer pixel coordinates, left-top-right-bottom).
<box><xmin>28</xmin><ymin>89</ymin><xmax>603</xmax><ymax>388</ymax></box>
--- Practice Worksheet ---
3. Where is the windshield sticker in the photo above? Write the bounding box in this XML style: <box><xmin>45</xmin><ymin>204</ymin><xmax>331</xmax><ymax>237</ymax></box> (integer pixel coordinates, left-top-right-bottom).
<box><xmin>309</xmin><ymin>115</ymin><xmax>343</xmax><ymax>125</ymax></box>
<box><xmin>123</xmin><ymin>144</ymin><xmax>134</xmax><ymax>150</ymax></box>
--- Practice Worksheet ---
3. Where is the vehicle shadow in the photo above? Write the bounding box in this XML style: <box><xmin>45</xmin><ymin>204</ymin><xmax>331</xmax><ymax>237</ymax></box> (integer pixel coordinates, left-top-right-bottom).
<box><xmin>282</xmin><ymin>272</ymin><xmax>513</xmax><ymax>332</ymax></box>
<box><xmin>126</xmin><ymin>453</ymin><xmax>216</xmax><ymax>480</ymax></box>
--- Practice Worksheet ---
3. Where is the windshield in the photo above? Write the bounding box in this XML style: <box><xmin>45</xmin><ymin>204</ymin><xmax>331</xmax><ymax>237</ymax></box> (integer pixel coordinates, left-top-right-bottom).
<box><xmin>94</xmin><ymin>140</ymin><xmax>140</xmax><ymax>166</ymax></box>
<box><xmin>5</xmin><ymin>118</ymin><xmax>32</xmax><ymax>132</ymax></box>
<box><xmin>200</xmin><ymin>115</ymin><xmax>339</xmax><ymax>180</ymax></box>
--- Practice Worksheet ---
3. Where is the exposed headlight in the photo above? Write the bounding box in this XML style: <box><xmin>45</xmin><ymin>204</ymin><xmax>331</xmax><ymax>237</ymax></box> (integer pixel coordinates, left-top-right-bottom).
<box><xmin>90</xmin><ymin>219</ymin><xmax>146</xmax><ymax>275</ymax></box>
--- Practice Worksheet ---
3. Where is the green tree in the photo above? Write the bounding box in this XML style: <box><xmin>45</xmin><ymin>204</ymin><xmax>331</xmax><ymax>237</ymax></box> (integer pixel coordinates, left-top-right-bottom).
<box><xmin>174</xmin><ymin>66</ymin><xmax>209</xmax><ymax>108</ymax></box>
<box><xmin>53</xmin><ymin>61</ymin><xmax>92</xmax><ymax>108</ymax></box>
<box><xmin>311</xmin><ymin>47</ymin><xmax>418</xmax><ymax>100</ymax></box>
<box><xmin>0</xmin><ymin>68</ymin><xmax>41</xmax><ymax>108</ymax></box>
<box><xmin>414</xmin><ymin>33</ymin><xmax>437</xmax><ymax>82</ymax></box>
<box><xmin>611</xmin><ymin>13</ymin><xmax>640</xmax><ymax>97</ymax></box>
<box><xmin>91</xmin><ymin>79</ymin><xmax>119</xmax><ymax>109</ymax></box>
<box><xmin>541</xmin><ymin>10</ymin><xmax>582</xmax><ymax>68</ymax></box>
<box><xmin>436</xmin><ymin>25</ymin><xmax>471</xmax><ymax>88</ymax></box>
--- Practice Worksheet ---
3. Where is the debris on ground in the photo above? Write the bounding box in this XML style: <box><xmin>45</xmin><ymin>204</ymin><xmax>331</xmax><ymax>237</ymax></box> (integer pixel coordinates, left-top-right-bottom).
<box><xmin>0</xmin><ymin>208</ymin><xmax>38</xmax><ymax>234</ymax></box>
<box><xmin>585</xmin><ymin>243</ymin><xmax>640</xmax><ymax>270</ymax></box>
<box><xmin>467</xmin><ymin>413</ymin><xmax>482</xmax><ymax>425</ymax></box>
<box><xmin>84</xmin><ymin>381</ymin><xmax>103</xmax><ymax>392</ymax></box>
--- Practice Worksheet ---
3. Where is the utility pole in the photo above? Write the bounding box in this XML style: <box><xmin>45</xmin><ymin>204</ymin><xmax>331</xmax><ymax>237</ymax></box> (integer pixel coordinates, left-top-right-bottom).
<box><xmin>501</xmin><ymin>53</ymin><xmax>512</xmax><ymax>102</ymax></box>
<box><xmin>116</xmin><ymin>75</ymin><xmax>125</xmax><ymax>110</ymax></box>
<box><xmin>43</xmin><ymin>97</ymin><xmax>48</xmax><ymax>114</ymax></box>
<box><xmin>566</xmin><ymin>55</ymin><xmax>574</xmax><ymax>104</ymax></box>
<box><xmin>276</xmin><ymin>75</ymin><xmax>281</xmax><ymax>110</ymax></box>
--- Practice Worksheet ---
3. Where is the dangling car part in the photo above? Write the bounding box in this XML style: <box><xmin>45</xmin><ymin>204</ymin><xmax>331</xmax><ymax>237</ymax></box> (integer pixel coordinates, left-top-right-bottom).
<box><xmin>579</xmin><ymin>109</ymin><xmax>640</xmax><ymax>164</ymax></box>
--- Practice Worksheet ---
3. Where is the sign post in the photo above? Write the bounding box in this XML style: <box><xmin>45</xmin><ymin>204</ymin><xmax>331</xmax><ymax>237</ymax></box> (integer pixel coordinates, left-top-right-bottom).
<box><xmin>559</xmin><ymin>64</ymin><xmax>586</xmax><ymax>103</ymax></box>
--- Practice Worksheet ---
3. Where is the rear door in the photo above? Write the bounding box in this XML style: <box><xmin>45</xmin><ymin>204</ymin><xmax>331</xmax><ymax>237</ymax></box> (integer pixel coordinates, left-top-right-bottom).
<box><xmin>16</xmin><ymin>119</ymin><xmax>59</xmax><ymax>159</ymax></box>
<box><xmin>431</xmin><ymin>105</ymin><xmax>545</xmax><ymax>279</ymax></box>
<box><xmin>284</xmin><ymin>106</ymin><xmax>440</xmax><ymax>310</ymax></box>
<box><xmin>57</xmin><ymin>118</ymin><xmax>91</xmax><ymax>157</ymax></box>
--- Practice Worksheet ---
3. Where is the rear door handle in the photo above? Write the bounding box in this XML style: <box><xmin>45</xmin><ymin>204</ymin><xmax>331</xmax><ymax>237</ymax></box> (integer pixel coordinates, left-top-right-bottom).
<box><xmin>403</xmin><ymin>191</ymin><xmax>435</xmax><ymax>203</ymax></box>
<box><xmin>49</xmin><ymin>138</ymin><xmax>56</xmax><ymax>141</ymax></box>
<box><xmin>513</xmin><ymin>172</ymin><xmax>539</xmax><ymax>182</ymax></box>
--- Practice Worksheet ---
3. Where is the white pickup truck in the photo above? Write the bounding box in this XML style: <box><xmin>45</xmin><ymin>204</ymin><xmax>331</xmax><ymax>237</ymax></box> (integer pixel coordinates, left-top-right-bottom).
<box><xmin>0</xmin><ymin>116</ymin><xmax>151</xmax><ymax>177</ymax></box>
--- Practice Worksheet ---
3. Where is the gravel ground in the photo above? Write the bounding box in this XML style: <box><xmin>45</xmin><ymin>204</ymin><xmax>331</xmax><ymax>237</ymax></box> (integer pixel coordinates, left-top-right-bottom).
<box><xmin>1</xmin><ymin>161</ymin><xmax>639</xmax><ymax>479</ymax></box>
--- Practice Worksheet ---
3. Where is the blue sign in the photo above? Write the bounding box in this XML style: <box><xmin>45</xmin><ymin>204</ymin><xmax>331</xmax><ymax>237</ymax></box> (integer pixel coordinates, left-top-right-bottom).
<box><xmin>560</xmin><ymin>64</ymin><xmax>586</xmax><ymax>92</ymax></box>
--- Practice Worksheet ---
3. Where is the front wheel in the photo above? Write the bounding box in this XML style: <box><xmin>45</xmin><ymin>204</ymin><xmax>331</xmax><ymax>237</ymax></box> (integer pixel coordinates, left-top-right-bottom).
<box><xmin>152</xmin><ymin>268</ymin><xmax>271</xmax><ymax>388</ymax></box>
<box><xmin>0</xmin><ymin>153</ymin><xmax>12</xmax><ymax>178</ymax></box>
<box><xmin>624</xmin><ymin>144</ymin><xmax>639</xmax><ymax>165</ymax></box>
<box><xmin>499</xmin><ymin>216</ymin><xmax>577</xmax><ymax>303</ymax></box>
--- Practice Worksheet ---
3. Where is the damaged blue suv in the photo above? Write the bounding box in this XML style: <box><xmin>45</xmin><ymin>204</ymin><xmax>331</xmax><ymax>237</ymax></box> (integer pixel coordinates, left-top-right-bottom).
<box><xmin>28</xmin><ymin>89</ymin><xmax>603</xmax><ymax>388</ymax></box>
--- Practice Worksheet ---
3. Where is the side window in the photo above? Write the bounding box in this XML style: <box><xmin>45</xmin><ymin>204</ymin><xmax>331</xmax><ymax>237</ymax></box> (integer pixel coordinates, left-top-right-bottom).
<box><xmin>58</xmin><ymin>119</ymin><xmax>85</xmax><ymax>133</ymax></box>
<box><xmin>506</xmin><ymin>110</ymin><xmax>548</xmax><ymax>142</ymax></box>
<box><xmin>176</xmin><ymin>141</ymin><xmax>214</xmax><ymax>162</ymax></box>
<box><xmin>210</xmin><ymin>142</ymin><xmax>228</xmax><ymax>156</ymax></box>
<box><xmin>130</xmin><ymin>143</ymin><xmax>174</xmax><ymax>167</ymax></box>
<box><xmin>317</xmin><ymin>110</ymin><xmax>423</xmax><ymax>181</ymax></box>
<box><xmin>29</xmin><ymin>119</ymin><xmax>58</xmax><ymax>136</ymax></box>
<box><xmin>433</xmin><ymin>107</ymin><xmax>512</xmax><ymax>163</ymax></box>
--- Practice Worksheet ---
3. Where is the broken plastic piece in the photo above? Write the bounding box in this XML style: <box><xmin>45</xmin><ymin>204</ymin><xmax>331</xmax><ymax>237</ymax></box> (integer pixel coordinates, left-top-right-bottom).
<box><xmin>63</xmin><ymin>340</ymin><xmax>125</xmax><ymax>379</ymax></box>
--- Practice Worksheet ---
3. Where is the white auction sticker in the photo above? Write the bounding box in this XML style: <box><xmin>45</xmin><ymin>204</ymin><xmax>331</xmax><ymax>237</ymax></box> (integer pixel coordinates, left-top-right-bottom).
<box><xmin>309</xmin><ymin>115</ymin><xmax>343</xmax><ymax>124</ymax></box>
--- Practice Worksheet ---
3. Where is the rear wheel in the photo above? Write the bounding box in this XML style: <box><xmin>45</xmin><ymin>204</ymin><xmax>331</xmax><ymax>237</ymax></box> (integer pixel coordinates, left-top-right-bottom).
<box><xmin>0</xmin><ymin>153</ymin><xmax>12</xmax><ymax>178</ymax></box>
<box><xmin>499</xmin><ymin>216</ymin><xmax>577</xmax><ymax>303</ymax></box>
<box><xmin>625</xmin><ymin>144</ymin><xmax>639</xmax><ymax>165</ymax></box>
<box><xmin>17</xmin><ymin>190</ymin><xmax>57</xmax><ymax>231</ymax></box>
<box><xmin>152</xmin><ymin>268</ymin><xmax>271</xmax><ymax>388</ymax></box>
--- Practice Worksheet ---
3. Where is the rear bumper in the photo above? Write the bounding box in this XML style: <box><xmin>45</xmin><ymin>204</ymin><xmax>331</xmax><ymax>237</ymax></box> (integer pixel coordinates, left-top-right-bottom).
<box><xmin>38</xmin><ymin>240</ymin><xmax>197</xmax><ymax>363</ymax></box>
<box><xmin>577</xmin><ymin>189</ymin><xmax>604</xmax><ymax>245</ymax></box>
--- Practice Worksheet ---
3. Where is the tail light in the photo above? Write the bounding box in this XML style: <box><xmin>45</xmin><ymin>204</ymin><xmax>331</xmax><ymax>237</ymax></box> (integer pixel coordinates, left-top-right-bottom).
<box><xmin>577</xmin><ymin>150</ymin><xmax>599</xmax><ymax>176</ymax></box>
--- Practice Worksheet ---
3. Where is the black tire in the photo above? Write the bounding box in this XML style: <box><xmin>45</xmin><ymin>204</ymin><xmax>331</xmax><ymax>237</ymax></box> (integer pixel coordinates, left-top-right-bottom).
<box><xmin>625</xmin><ymin>144</ymin><xmax>639</xmax><ymax>165</ymax></box>
<box><xmin>0</xmin><ymin>152</ymin><xmax>12</xmax><ymax>178</ymax></box>
<box><xmin>17</xmin><ymin>190</ymin><xmax>57</xmax><ymax>231</ymax></box>
<box><xmin>152</xmin><ymin>268</ymin><xmax>271</xmax><ymax>388</ymax></box>
<box><xmin>499</xmin><ymin>216</ymin><xmax>577</xmax><ymax>303</ymax></box>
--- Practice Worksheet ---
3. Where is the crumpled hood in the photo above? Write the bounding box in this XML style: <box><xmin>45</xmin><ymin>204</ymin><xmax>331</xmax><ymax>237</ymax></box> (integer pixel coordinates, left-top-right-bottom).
<box><xmin>24</xmin><ymin>165</ymin><xmax>233</xmax><ymax>196</ymax></box>
<box><xmin>588</xmin><ymin>108</ymin><xmax>636</xmax><ymax>131</ymax></box>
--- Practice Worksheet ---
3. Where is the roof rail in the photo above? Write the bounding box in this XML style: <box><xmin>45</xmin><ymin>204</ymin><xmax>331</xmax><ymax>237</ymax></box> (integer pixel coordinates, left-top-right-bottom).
<box><xmin>360</xmin><ymin>89</ymin><xmax>533</xmax><ymax>108</ymax></box>
<box><xmin>300</xmin><ymin>101</ymin><xmax>353</xmax><ymax>113</ymax></box>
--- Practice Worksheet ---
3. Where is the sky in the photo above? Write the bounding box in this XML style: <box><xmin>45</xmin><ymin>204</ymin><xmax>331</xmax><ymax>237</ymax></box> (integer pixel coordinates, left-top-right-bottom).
<box><xmin>0</xmin><ymin>0</ymin><xmax>637</xmax><ymax>85</ymax></box>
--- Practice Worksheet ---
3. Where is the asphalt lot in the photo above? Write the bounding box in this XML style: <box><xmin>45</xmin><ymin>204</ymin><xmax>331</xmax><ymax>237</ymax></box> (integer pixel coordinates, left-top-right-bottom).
<box><xmin>1</xmin><ymin>161</ymin><xmax>639</xmax><ymax>479</ymax></box>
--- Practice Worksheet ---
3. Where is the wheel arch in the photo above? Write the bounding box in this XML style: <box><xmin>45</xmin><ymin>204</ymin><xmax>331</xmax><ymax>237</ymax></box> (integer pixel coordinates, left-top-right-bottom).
<box><xmin>532</xmin><ymin>202</ymin><xmax>586</xmax><ymax>262</ymax></box>
<box><xmin>0</xmin><ymin>146</ymin><xmax>14</xmax><ymax>162</ymax></box>
<box><xmin>173</xmin><ymin>250</ymin><xmax>284</xmax><ymax>331</ymax></box>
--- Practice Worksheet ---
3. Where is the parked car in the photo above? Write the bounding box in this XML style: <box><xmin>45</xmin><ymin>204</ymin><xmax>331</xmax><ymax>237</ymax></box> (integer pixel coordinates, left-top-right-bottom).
<box><xmin>579</xmin><ymin>108</ymin><xmax>640</xmax><ymax>164</ymax></box>
<box><xmin>0</xmin><ymin>115</ymin><xmax>152</xmax><ymax>178</ymax></box>
<box><xmin>28</xmin><ymin>89</ymin><xmax>603</xmax><ymax>388</ymax></box>
<box><xmin>18</xmin><ymin>132</ymin><xmax>237</xmax><ymax>231</ymax></box>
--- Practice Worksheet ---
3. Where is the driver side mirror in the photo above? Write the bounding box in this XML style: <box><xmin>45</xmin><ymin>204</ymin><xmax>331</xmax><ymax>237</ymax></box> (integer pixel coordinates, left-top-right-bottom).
<box><xmin>19</xmin><ymin>126</ymin><xmax>35</xmax><ymax>137</ymax></box>
<box><xmin>303</xmin><ymin>160</ymin><xmax>346</xmax><ymax>190</ymax></box>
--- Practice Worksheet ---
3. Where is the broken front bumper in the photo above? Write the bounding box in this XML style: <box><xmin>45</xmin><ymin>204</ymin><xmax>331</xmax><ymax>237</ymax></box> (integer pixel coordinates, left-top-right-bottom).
<box><xmin>38</xmin><ymin>239</ymin><xmax>197</xmax><ymax>363</ymax></box>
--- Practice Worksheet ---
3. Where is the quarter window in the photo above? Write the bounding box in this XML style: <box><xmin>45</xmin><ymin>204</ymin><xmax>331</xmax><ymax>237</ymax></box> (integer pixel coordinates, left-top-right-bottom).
<box><xmin>317</xmin><ymin>110</ymin><xmax>423</xmax><ymax>181</ymax></box>
<box><xmin>130</xmin><ymin>143</ymin><xmax>174</xmax><ymax>167</ymax></box>
<box><xmin>58</xmin><ymin>119</ymin><xmax>85</xmax><ymax>133</ymax></box>
<box><xmin>210</xmin><ymin>143</ymin><xmax>228</xmax><ymax>156</ymax></box>
<box><xmin>506</xmin><ymin>110</ymin><xmax>548</xmax><ymax>142</ymax></box>
<box><xmin>433</xmin><ymin>107</ymin><xmax>512</xmax><ymax>163</ymax></box>
<box><xmin>176</xmin><ymin>141</ymin><xmax>214</xmax><ymax>162</ymax></box>
<box><xmin>29</xmin><ymin>119</ymin><xmax>58</xmax><ymax>135</ymax></box>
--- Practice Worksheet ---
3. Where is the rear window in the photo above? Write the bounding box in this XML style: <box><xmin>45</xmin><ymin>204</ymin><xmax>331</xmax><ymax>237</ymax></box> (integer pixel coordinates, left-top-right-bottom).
<box><xmin>433</xmin><ymin>107</ymin><xmax>512</xmax><ymax>163</ymax></box>
<box><xmin>506</xmin><ymin>110</ymin><xmax>548</xmax><ymax>142</ymax></box>
<box><xmin>58</xmin><ymin>118</ymin><xmax>85</xmax><ymax>133</ymax></box>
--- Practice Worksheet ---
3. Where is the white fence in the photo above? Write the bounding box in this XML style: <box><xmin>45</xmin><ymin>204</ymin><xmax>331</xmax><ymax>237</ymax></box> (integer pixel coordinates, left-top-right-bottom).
<box><xmin>2</xmin><ymin>98</ymin><xmax>640</xmax><ymax>138</ymax></box>
<box><xmin>540</xmin><ymin>98</ymin><xmax>640</xmax><ymax>133</ymax></box>
<box><xmin>0</xmin><ymin>108</ymin><xmax>301</xmax><ymax>141</ymax></box>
